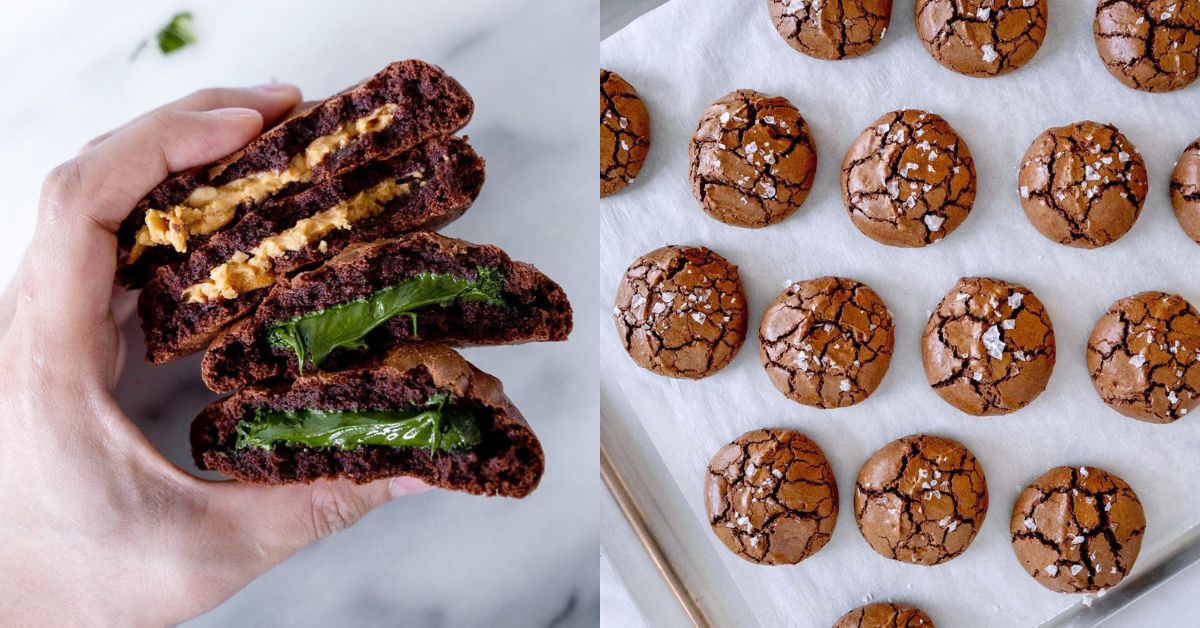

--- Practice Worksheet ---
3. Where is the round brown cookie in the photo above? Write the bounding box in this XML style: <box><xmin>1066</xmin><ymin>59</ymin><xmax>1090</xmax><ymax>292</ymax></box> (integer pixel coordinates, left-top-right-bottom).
<box><xmin>922</xmin><ymin>277</ymin><xmax>1056</xmax><ymax>415</ymax></box>
<box><xmin>915</xmin><ymin>0</ymin><xmax>1049</xmax><ymax>77</ymax></box>
<box><xmin>689</xmin><ymin>89</ymin><xmax>818</xmax><ymax>228</ymax></box>
<box><xmin>1094</xmin><ymin>0</ymin><xmax>1200</xmax><ymax>93</ymax></box>
<box><xmin>705</xmin><ymin>428</ymin><xmax>838</xmax><ymax>564</ymax></box>
<box><xmin>1010</xmin><ymin>466</ymin><xmax>1146</xmax><ymax>594</ymax></box>
<box><xmin>768</xmin><ymin>0</ymin><xmax>894</xmax><ymax>60</ymax></box>
<box><xmin>600</xmin><ymin>69</ymin><xmax>651</xmax><ymax>198</ymax></box>
<box><xmin>833</xmin><ymin>602</ymin><xmax>935</xmax><ymax>628</ymax></box>
<box><xmin>841</xmin><ymin>110</ymin><xmax>976</xmax><ymax>247</ymax></box>
<box><xmin>613</xmin><ymin>245</ymin><xmax>748</xmax><ymax>378</ymax></box>
<box><xmin>1172</xmin><ymin>138</ymin><xmax>1200</xmax><ymax>244</ymax></box>
<box><xmin>1086</xmin><ymin>291</ymin><xmax>1200</xmax><ymax>423</ymax></box>
<box><xmin>759</xmin><ymin>277</ymin><xmax>895</xmax><ymax>408</ymax></box>
<box><xmin>1018</xmin><ymin>121</ymin><xmax>1149</xmax><ymax>248</ymax></box>
<box><xmin>854</xmin><ymin>434</ymin><xmax>988</xmax><ymax>565</ymax></box>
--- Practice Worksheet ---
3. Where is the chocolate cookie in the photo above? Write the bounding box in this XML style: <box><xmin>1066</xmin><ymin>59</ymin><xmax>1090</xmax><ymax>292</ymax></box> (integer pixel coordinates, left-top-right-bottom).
<box><xmin>706</xmin><ymin>428</ymin><xmax>838</xmax><ymax>565</ymax></box>
<box><xmin>613</xmin><ymin>245</ymin><xmax>748</xmax><ymax>378</ymax></box>
<box><xmin>1010</xmin><ymin>466</ymin><xmax>1146</xmax><ymax>594</ymax></box>
<box><xmin>689</xmin><ymin>89</ymin><xmax>818</xmax><ymax>228</ymax></box>
<box><xmin>854</xmin><ymin>434</ymin><xmax>988</xmax><ymax>565</ymax></box>
<box><xmin>833</xmin><ymin>603</ymin><xmax>935</xmax><ymax>628</ymax></box>
<box><xmin>768</xmin><ymin>0</ymin><xmax>893</xmax><ymax>60</ymax></box>
<box><xmin>1094</xmin><ymin>0</ymin><xmax>1200</xmax><ymax>93</ymax></box>
<box><xmin>1018</xmin><ymin>121</ymin><xmax>1149</xmax><ymax>248</ymax></box>
<box><xmin>1087</xmin><ymin>291</ymin><xmax>1200</xmax><ymax>423</ymax></box>
<box><xmin>1172</xmin><ymin>138</ymin><xmax>1200</xmax><ymax>244</ymax></box>
<box><xmin>916</xmin><ymin>0</ymin><xmax>1049</xmax><ymax>77</ymax></box>
<box><xmin>922</xmin><ymin>277</ymin><xmax>1056</xmax><ymax>415</ymax></box>
<box><xmin>601</xmin><ymin>69</ymin><xmax>652</xmax><ymax>197</ymax></box>
<box><xmin>841</xmin><ymin>110</ymin><xmax>976</xmax><ymax>247</ymax></box>
<box><xmin>759</xmin><ymin>277</ymin><xmax>895</xmax><ymax>408</ymax></box>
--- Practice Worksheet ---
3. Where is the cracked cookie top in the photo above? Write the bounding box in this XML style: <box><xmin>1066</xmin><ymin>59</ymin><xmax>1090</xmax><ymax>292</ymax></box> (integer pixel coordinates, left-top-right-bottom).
<box><xmin>705</xmin><ymin>428</ymin><xmax>838</xmax><ymax>565</ymax></box>
<box><xmin>1094</xmin><ymin>0</ymin><xmax>1200</xmax><ymax>93</ymax></box>
<box><xmin>841</xmin><ymin>110</ymin><xmax>976</xmax><ymax>248</ymax></box>
<box><xmin>601</xmin><ymin>69</ymin><xmax>652</xmax><ymax>198</ymax></box>
<box><xmin>833</xmin><ymin>602</ymin><xmax>936</xmax><ymax>628</ymax></box>
<box><xmin>1172</xmin><ymin>138</ymin><xmax>1200</xmax><ymax>244</ymax></box>
<box><xmin>1087</xmin><ymin>291</ymin><xmax>1200</xmax><ymax>423</ymax></box>
<box><xmin>916</xmin><ymin>0</ymin><xmax>1049</xmax><ymax>77</ymax></box>
<box><xmin>1018</xmin><ymin>121</ymin><xmax>1149</xmax><ymax>248</ymax></box>
<box><xmin>1010</xmin><ymin>466</ymin><xmax>1146</xmax><ymax>594</ymax></box>
<box><xmin>613</xmin><ymin>245</ymin><xmax>748</xmax><ymax>378</ymax></box>
<box><xmin>922</xmin><ymin>277</ymin><xmax>1056</xmax><ymax>415</ymax></box>
<box><xmin>854</xmin><ymin>434</ymin><xmax>988</xmax><ymax>565</ymax></box>
<box><xmin>689</xmin><ymin>89</ymin><xmax>818</xmax><ymax>228</ymax></box>
<box><xmin>768</xmin><ymin>0</ymin><xmax>893</xmax><ymax>60</ymax></box>
<box><xmin>759</xmin><ymin>276</ymin><xmax>895</xmax><ymax>409</ymax></box>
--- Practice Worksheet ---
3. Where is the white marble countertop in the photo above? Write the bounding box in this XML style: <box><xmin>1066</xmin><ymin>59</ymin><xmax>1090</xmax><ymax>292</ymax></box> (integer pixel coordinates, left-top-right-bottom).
<box><xmin>0</xmin><ymin>1</ymin><xmax>598</xmax><ymax>625</ymax></box>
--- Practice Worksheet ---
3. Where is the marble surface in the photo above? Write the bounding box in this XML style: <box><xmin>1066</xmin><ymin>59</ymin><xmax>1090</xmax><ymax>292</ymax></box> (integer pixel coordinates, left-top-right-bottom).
<box><xmin>0</xmin><ymin>0</ymin><xmax>598</xmax><ymax>625</ymax></box>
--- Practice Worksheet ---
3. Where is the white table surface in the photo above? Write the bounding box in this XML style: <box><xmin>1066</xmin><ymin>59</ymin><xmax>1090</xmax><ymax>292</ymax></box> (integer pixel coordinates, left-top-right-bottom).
<box><xmin>0</xmin><ymin>1</ymin><xmax>599</xmax><ymax>625</ymax></box>
<box><xmin>598</xmin><ymin>1</ymin><xmax>1200</xmax><ymax>626</ymax></box>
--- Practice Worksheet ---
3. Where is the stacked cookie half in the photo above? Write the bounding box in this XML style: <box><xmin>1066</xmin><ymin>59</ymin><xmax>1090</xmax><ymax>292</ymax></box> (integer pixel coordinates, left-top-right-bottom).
<box><xmin>123</xmin><ymin>60</ymin><xmax>573</xmax><ymax>498</ymax></box>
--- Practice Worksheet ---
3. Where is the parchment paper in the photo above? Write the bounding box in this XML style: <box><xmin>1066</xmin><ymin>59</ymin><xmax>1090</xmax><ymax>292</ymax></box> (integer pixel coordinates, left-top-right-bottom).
<box><xmin>600</xmin><ymin>1</ymin><xmax>1200</xmax><ymax>625</ymax></box>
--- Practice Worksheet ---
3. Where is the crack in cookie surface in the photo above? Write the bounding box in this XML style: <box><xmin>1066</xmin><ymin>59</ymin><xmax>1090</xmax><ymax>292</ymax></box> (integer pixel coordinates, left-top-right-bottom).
<box><xmin>1087</xmin><ymin>291</ymin><xmax>1200</xmax><ymax>423</ymax></box>
<box><xmin>833</xmin><ymin>602</ymin><xmax>936</xmax><ymax>628</ymax></box>
<box><xmin>705</xmin><ymin>428</ymin><xmax>838</xmax><ymax>564</ymax></box>
<box><xmin>922</xmin><ymin>277</ymin><xmax>1056</xmax><ymax>415</ymax></box>
<box><xmin>759</xmin><ymin>276</ymin><xmax>895</xmax><ymax>408</ymax></box>
<box><xmin>768</xmin><ymin>0</ymin><xmax>893</xmax><ymax>60</ymax></box>
<box><xmin>841</xmin><ymin>110</ymin><xmax>976</xmax><ymax>247</ymax></box>
<box><xmin>613</xmin><ymin>245</ymin><xmax>748</xmax><ymax>378</ymax></box>
<box><xmin>689</xmin><ymin>89</ymin><xmax>817</xmax><ymax>228</ymax></box>
<box><xmin>1010</xmin><ymin>466</ymin><xmax>1146</xmax><ymax>593</ymax></box>
<box><xmin>1018</xmin><ymin>121</ymin><xmax>1148</xmax><ymax>248</ymax></box>
<box><xmin>601</xmin><ymin>69</ymin><xmax>651</xmax><ymax>197</ymax></box>
<box><xmin>1171</xmin><ymin>138</ymin><xmax>1200</xmax><ymax>244</ymax></box>
<box><xmin>854</xmin><ymin>434</ymin><xmax>988</xmax><ymax>565</ymax></box>
<box><xmin>916</xmin><ymin>0</ymin><xmax>1048</xmax><ymax>77</ymax></box>
<box><xmin>1094</xmin><ymin>0</ymin><xmax>1200</xmax><ymax>93</ymax></box>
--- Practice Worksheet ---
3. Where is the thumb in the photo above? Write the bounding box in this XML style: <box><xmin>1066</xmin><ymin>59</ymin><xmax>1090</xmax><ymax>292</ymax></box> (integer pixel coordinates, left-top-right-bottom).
<box><xmin>211</xmin><ymin>476</ymin><xmax>430</xmax><ymax>568</ymax></box>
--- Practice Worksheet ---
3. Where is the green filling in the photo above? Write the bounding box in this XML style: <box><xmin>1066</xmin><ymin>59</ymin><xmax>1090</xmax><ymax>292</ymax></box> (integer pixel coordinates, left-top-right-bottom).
<box><xmin>234</xmin><ymin>393</ymin><xmax>482</xmax><ymax>452</ymax></box>
<box><xmin>157</xmin><ymin>12</ymin><xmax>197</xmax><ymax>54</ymax></box>
<box><xmin>268</xmin><ymin>267</ymin><xmax>503</xmax><ymax>371</ymax></box>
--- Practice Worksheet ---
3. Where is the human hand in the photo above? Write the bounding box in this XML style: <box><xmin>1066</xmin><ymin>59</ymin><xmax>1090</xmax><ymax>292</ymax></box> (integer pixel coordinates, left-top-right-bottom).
<box><xmin>0</xmin><ymin>85</ymin><xmax>429</xmax><ymax>627</ymax></box>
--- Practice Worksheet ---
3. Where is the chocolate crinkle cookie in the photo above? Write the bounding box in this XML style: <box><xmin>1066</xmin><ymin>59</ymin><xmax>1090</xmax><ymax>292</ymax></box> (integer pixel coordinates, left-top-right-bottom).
<box><xmin>841</xmin><ymin>110</ymin><xmax>976</xmax><ymax>247</ymax></box>
<box><xmin>689</xmin><ymin>89</ymin><xmax>818</xmax><ymax>228</ymax></box>
<box><xmin>1172</xmin><ymin>137</ymin><xmax>1200</xmax><ymax>244</ymax></box>
<box><xmin>1087</xmin><ymin>291</ymin><xmax>1200</xmax><ymax>423</ymax></box>
<box><xmin>1018</xmin><ymin>121</ymin><xmax>1149</xmax><ymax>248</ymax></box>
<box><xmin>1010</xmin><ymin>466</ymin><xmax>1146</xmax><ymax>594</ymax></box>
<box><xmin>600</xmin><ymin>69</ymin><xmax>651</xmax><ymax>197</ymax></box>
<box><xmin>854</xmin><ymin>434</ymin><xmax>988</xmax><ymax>565</ymax></box>
<box><xmin>706</xmin><ymin>428</ymin><xmax>838</xmax><ymax>565</ymax></box>
<box><xmin>923</xmin><ymin>277</ymin><xmax>1056</xmax><ymax>416</ymax></box>
<box><xmin>1094</xmin><ymin>0</ymin><xmax>1200</xmax><ymax>93</ymax></box>
<box><xmin>768</xmin><ymin>0</ymin><xmax>893</xmax><ymax>60</ymax></box>
<box><xmin>759</xmin><ymin>276</ymin><xmax>895</xmax><ymax>409</ymax></box>
<box><xmin>916</xmin><ymin>0</ymin><xmax>1049</xmax><ymax>77</ymax></box>
<box><xmin>613</xmin><ymin>245</ymin><xmax>748</xmax><ymax>379</ymax></box>
<box><xmin>833</xmin><ymin>602</ymin><xmax>935</xmax><ymax>628</ymax></box>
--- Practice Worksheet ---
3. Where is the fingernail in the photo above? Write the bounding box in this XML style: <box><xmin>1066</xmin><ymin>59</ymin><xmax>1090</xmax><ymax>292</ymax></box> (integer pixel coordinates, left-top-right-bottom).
<box><xmin>207</xmin><ymin>107</ymin><xmax>261</xmax><ymax>120</ymax></box>
<box><xmin>389</xmin><ymin>476</ymin><xmax>431</xmax><ymax>498</ymax></box>
<box><xmin>252</xmin><ymin>82</ymin><xmax>295</xmax><ymax>93</ymax></box>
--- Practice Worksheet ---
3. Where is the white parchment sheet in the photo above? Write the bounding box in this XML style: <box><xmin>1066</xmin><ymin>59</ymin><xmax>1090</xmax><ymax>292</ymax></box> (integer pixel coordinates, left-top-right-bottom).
<box><xmin>601</xmin><ymin>0</ymin><xmax>1200</xmax><ymax>625</ymax></box>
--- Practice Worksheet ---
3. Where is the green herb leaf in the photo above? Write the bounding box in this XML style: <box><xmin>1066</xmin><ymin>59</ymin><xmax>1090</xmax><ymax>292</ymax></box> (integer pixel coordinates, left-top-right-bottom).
<box><xmin>268</xmin><ymin>267</ymin><xmax>504</xmax><ymax>371</ymax></box>
<box><xmin>156</xmin><ymin>12</ymin><xmax>196</xmax><ymax>55</ymax></box>
<box><xmin>234</xmin><ymin>393</ymin><xmax>482</xmax><ymax>452</ymax></box>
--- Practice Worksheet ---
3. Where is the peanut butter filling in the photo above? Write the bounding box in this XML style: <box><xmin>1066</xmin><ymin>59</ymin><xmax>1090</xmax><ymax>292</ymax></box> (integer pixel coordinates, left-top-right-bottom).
<box><xmin>129</xmin><ymin>103</ymin><xmax>401</xmax><ymax>263</ymax></box>
<box><xmin>182</xmin><ymin>172</ymin><xmax>422</xmax><ymax>304</ymax></box>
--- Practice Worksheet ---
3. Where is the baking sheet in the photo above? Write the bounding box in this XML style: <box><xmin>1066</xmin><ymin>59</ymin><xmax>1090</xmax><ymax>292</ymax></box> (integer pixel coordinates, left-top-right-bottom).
<box><xmin>600</xmin><ymin>0</ymin><xmax>1200</xmax><ymax>625</ymax></box>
